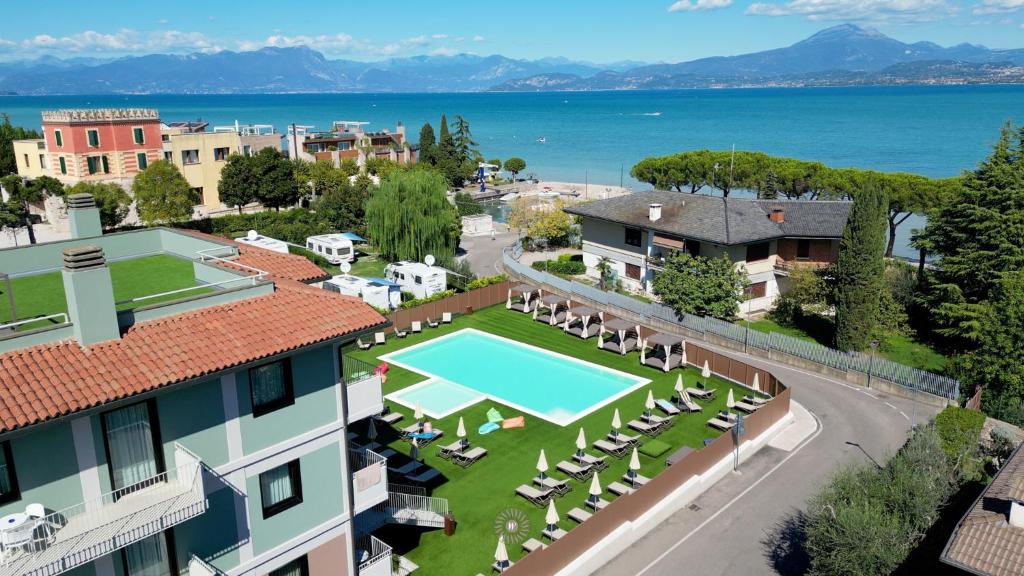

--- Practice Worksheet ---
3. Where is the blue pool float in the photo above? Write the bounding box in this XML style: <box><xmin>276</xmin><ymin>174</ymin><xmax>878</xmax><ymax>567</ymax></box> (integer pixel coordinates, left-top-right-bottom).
<box><xmin>478</xmin><ymin>422</ymin><xmax>500</xmax><ymax>435</ymax></box>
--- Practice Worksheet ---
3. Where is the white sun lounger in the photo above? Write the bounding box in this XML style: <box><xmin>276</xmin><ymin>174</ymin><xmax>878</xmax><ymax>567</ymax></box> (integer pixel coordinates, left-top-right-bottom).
<box><xmin>542</xmin><ymin>527</ymin><xmax>568</xmax><ymax>541</ymax></box>
<box><xmin>405</xmin><ymin>467</ymin><xmax>441</xmax><ymax>484</ymax></box>
<box><xmin>623</xmin><ymin>472</ymin><xmax>650</xmax><ymax>487</ymax></box>
<box><xmin>556</xmin><ymin>460</ymin><xmax>595</xmax><ymax>481</ymax></box>
<box><xmin>516</xmin><ymin>484</ymin><xmax>555</xmax><ymax>507</ymax></box>
<box><xmin>593</xmin><ymin>439</ymin><xmax>629</xmax><ymax>458</ymax></box>
<box><xmin>375</xmin><ymin>410</ymin><xmax>404</xmax><ymax>425</ymax></box>
<box><xmin>628</xmin><ymin>419</ymin><xmax>662</xmax><ymax>437</ymax></box>
<box><xmin>735</xmin><ymin>401</ymin><xmax>761</xmax><ymax>413</ymax></box>
<box><xmin>427</xmin><ymin>317</ymin><xmax>439</xmax><ymax>328</ymax></box>
<box><xmin>374</xmin><ymin>332</ymin><xmax>386</xmax><ymax>345</ymax></box>
<box><xmin>572</xmin><ymin>452</ymin><xmax>608</xmax><ymax>470</ymax></box>
<box><xmin>442</xmin><ymin>312</ymin><xmax>452</xmax><ymax>324</ymax></box>
<box><xmin>585</xmin><ymin>497</ymin><xmax>610</xmax><ymax>511</ymax></box>
<box><xmin>568</xmin><ymin>507</ymin><xmax>592</xmax><ymax>523</ymax></box>
<box><xmin>687</xmin><ymin>387</ymin><xmax>716</xmax><ymax>399</ymax></box>
<box><xmin>707</xmin><ymin>417</ymin><xmax>735</xmax><ymax>431</ymax></box>
<box><xmin>607</xmin><ymin>481</ymin><xmax>635</xmax><ymax>496</ymax></box>
<box><xmin>452</xmin><ymin>446</ymin><xmax>488</xmax><ymax>468</ymax></box>
<box><xmin>411</xmin><ymin>321</ymin><xmax>422</xmax><ymax>333</ymax></box>
<box><xmin>437</xmin><ymin>440</ymin><xmax>466</xmax><ymax>459</ymax></box>
<box><xmin>535</xmin><ymin>476</ymin><xmax>571</xmax><ymax>495</ymax></box>
<box><xmin>357</xmin><ymin>337</ymin><xmax>372</xmax><ymax>350</ymax></box>
<box><xmin>655</xmin><ymin>398</ymin><xmax>682</xmax><ymax>415</ymax></box>
<box><xmin>522</xmin><ymin>538</ymin><xmax>546</xmax><ymax>553</ymax></box>
<box><xmin>744</xmin><ymin>395</ymin><xmax>770</xmax><ymax>406</ymax></box>
<box><xmin>608</xmin><ymin>431</ymin><xmax>641</xmax><ymax>446</ymax></box>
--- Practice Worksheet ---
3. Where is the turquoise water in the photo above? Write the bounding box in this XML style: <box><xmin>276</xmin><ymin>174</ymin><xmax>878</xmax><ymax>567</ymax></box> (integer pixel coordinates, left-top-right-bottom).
<box><xmin>388</xmin><ymin>379</ymin><xmax>485</xmax><ymax>418</ymax></box>
<box><xmin>382</xmin><ymin>329</ymin><xmax>649</xmax><ymax>425</ymax></box>
<box><xmin>4</xmin><ymin>85</ymin><xmax>1021</xmax><ymax>256</ymax></box>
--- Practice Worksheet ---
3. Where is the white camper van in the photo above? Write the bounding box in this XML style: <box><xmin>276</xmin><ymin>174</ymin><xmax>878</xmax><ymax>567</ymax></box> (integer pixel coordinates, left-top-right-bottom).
<box><xmin>305</xmin><ymin>234</ymin><xmax>355</xmax><ymax>264</ymax></box>
<box><xmin>322</xmin><ymin>275</ymin><xmax>401</xmax><ymax>309</ymax></box>
<box><xmin>384</xmin><ymin>261</ymin><xmax>447</xmax><ymax>299</ymax></box>
<box><xmin>235</xmin><ymin>230</ymin><xmax>289</xmax><ymax>254</ymax></box>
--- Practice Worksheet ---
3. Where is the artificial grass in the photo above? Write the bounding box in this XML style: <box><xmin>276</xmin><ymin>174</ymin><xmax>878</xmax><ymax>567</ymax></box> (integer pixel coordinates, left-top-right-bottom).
<box><xmin>0</xmin><ymin>254</ymin><xmax>209</xmax><ymax>330</ymax></box>
<box><xmin>347</xmin><ymin>305</ymin><xmax>763</xmax><ymax>576</ymax></box>
<box><xmin>638</xmin><ymin>439</ymin><xmax>672</xmax><ymax>458</ymax></box>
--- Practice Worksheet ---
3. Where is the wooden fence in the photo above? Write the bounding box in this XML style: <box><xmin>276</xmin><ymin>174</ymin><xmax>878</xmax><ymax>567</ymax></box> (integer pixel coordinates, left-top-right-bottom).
<box><xmin>384</xmin><ymin>281</ymin><xmax>511</xmax><ymax>330</ymax></box>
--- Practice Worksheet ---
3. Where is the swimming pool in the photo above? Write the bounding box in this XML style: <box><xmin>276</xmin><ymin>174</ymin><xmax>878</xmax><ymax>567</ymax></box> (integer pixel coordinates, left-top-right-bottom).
<box><xmin>381</xmin><ymin>328</ymin><xmax>650</xmax><ymax>425</ymax></box>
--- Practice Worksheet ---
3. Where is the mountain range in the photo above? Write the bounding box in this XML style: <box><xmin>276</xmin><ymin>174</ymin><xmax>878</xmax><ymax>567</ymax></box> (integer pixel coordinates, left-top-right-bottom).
<box><xmin>0</xmin><ymin>24</ymin><xmax>1021</xmax><ymax>95</ymax></box>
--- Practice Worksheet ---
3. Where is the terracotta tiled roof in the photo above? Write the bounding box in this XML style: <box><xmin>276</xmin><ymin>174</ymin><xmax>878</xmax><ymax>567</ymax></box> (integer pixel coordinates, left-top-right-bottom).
<box><xmin>944</xmin><ymin>442</ymin><xmax>1024</xmax><ymax>575</ymax></box>
<box><xmin>0</xmin><ymin>280</ymin><xmax>386</xmax><ymax>434</ymax></box>
<box><xmin>176</xmin><ymin>229</ymin><xmax>330</xmax><ymax>283</ymax></box>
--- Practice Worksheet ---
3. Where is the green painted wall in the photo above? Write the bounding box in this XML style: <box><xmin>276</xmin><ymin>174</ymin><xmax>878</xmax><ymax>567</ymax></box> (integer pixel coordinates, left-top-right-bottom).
<box><xmin>64</xmin><ymin>561</ymin><xmax>97</xmax><ymax>576</ymax></box>
<box><xmin>245</xmin><ymin>442</ymin><xmax>344</xmax><ymax>556</ymax></box>
<box><xmin>0</xmin><ymin>422</ymin><xmax>83</xmax><ymax>517</ymax></box>
<box><xmin>158</xmin><ymin>229</ymin><xmax>234</xmax><ymax>260</ymax></box>
<box><xmin>0</xmin><ymin>229</ymin><xmax>165</xmax><ymax>277</ymax></box>
<box><xmin>89</xmin><ymin>414</ymin><xmax>114</xmax><ymax>495</ymax></box>
<box><xmin>171</xmin><ymin>487</ymin><xmax>243</xmax><ymax>575</ymax></box>
<box><xmin>237</xmin><ymin>345</ymin><xmax>339</xmax><ymax>455</ymax></box>
<box><xmin>156</xmin><ymin>378</ymin><xmax>230</xmax><ymax>469</ymax></box>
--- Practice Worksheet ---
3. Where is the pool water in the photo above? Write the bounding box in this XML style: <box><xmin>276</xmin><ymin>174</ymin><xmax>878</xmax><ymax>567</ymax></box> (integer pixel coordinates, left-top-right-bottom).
<box><xmin>382</xmin><ymin>329</ymin><xmax>650</xmax><ymax>425</ymax></box>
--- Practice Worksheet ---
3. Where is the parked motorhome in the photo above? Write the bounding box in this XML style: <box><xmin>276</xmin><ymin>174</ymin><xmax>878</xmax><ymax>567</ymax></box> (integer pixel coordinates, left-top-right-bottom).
<box><xmin>234</xmin><ymin>230</ymin><xmax>289</xmax><ymax>254</ymax></box>
<box><xmin>322</xmin><ymin>274</ymin><xmax>401</xmax><ymax>309</ymax></box>
<box><xmin>305</xmin><ymin>234</ymin><xmax>355</xmax><ymax>264</ymax></box>
<box><xmin>384</xmin><ymin>261</ymin><xmax>447</xmax><ymax>299</ymax></box>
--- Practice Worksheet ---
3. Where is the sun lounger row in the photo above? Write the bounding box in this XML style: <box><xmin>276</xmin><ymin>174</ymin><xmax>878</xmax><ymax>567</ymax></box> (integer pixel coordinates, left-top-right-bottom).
<box><xmin>516</xmin><ymin>484</ymin><xmax>555</xmax><ymax>507</ymax></box>
<box><xmin>356</xmin><ymin>313</ymin><xmax>454</xmax><ymax>348</ymax></box>
<box><xmin>556</xmin><ymin>460</ymin><xmax>595</xmax><ymax>481</ymax></box>
<box><xmin>535</xmin><ymin>475</ymin><xmax>571</xmax><ymax>495</ymax></box>
<box><xmin>572</xmin><ymin>451</ymin><xmax>607</xmax><ymax>470</ymax></box>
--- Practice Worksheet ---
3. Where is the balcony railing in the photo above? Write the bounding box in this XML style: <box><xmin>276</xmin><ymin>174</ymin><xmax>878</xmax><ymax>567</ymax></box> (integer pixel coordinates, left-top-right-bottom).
<box><xmin>356</xmin><ymin>535</ymin><xmax>391</xmax><ymax>576</ymax></box>
<box><xmin>188</xmin><ymin>554</ymin><xmax>225</xmax><ymax>576</ymax></box>
<box><xmin>344</xmin><ymin>356</ymin><xmax>383</xmax><ymax>423</ymax></box>
<box><xmin>1</xmin><ymin>444</ymin><xmax>207</xmax><ymax>576</ymax></box>
<box><xmin>350</xmin><ymin>448</ymin><xmax>388</xmax><ymax>514</ymax></box>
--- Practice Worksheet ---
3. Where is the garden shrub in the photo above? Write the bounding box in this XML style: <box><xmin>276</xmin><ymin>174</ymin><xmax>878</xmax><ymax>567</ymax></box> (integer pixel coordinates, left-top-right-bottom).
<box><xmin>466</xmin><ymin>274</ymin><xmax>508</xmax><ymax>290</ymax></box>
<box><xmin>935</xmin><ymin>406</ymin><xmax>987</xmax><ymax>479</ymax></box>
<box><xmin>531</xmin><ymin>257</ymin><xmax>586</xmax><ymax>275</ymax></box>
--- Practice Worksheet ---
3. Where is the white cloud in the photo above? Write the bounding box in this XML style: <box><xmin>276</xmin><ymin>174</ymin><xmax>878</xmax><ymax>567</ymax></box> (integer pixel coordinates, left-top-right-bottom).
<box><xmin>472</xmin><ymin>34</ymin><xmax>485</xmax><ymax>42</ymax></box>
<box><xmin>669</xmin><ymin>0</ymin><xmax>733</xmax><ymax>11</ymax></box>
<box><xmin>157</xmin><ymin>18</ymin><xmax>169</xmax><ymax>25</ymax></box>
<box><xmin>429</xmin><ymin>47</ymin><xmax>459</xmax><ymax>56</ymax></box>
<box><xmin>0</xmin><ymin>29</ymin><xmax>224</xmax><ymax>57</ymax></box>
<box><xmin>972</xmin><ymin>0</ymin><xmax>1024</xmax><ymax>14</ymax></box>
<box><xmin>745</xmin><ymin>0</ymin><xmax>956</xmax><ymax>21</ymax></box>
<box><xmin>405</xmin><ymin>35</ymin><xmax>429</xmax><ymax>46</ymax></box>
<box><xmin>432</xmin><ymin>33</ymin><xmax>448</xmax><ymax>39</ymax></box>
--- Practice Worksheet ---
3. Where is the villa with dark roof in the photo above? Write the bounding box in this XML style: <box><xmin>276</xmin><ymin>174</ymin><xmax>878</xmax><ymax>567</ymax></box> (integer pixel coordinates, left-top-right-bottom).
<box><xmin>564</xmin><ymin>191</ymin><xmax>852</xmax><ymax>315</ymax></box>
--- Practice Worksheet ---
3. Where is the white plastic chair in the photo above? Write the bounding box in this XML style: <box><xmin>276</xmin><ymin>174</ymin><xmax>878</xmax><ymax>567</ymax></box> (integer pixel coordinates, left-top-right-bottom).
<box><xmin>25</xmin><ymin>504</ymin><xmax>53</xmax><ymax>544</ymax></box>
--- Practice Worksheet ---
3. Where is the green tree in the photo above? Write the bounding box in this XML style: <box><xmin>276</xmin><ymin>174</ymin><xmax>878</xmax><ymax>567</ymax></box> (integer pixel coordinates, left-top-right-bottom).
<box><xmin>504</xmin><ymin>157</ymin><xmax>526</xmax><ymax>182</ymax></box>
<box><xmin>418</xmin><ymin>122</ymin><xmax>437</xmax><ymax>165</ymax></box>
<box><xmin>339</xmin><ymin>158</ymin><xmax>360</xmax><ymax>178</ymax></box>
<box><xmin>0</xmin><ymin>174</ymin><xmax>44</xmax><ymax>244</ymax></box>
<box><xmin>833</xmin><ymin>182</ymin><xmax>888</xmax><ymax>351</ymax></box>
<box><xmin>451</xmin><ymin>115</ymin><xmax>478</xmax><ymax>161</ymax></box>
<box><xmin>132</xmin><ymin>160</ymin><xmax>196</xmax><ymax>225</ymax></box>
<box><xmin>65</xmin><ymin>182</ymin><xmax>131</xmax><ymax>229</ymax></box>
<box><xmin>453</xmin><ymin>191</ymin><xmax>484</xmax><ymax>217</ymax></box>
<box><xmin>0</xmin><ymin>114</ymin><xmax>42</xmax><ymax>177</ymax></box>
<box><xmin>952</xmin><ymin>269</ymin><xmax>1024</xmax><ymax>425</ymax></box>
<box><xmin>364</xmin><ymin>169</ymin><xmax>460</xmax><ymax>262</ymax></box>
<box><xmin>652</xmin><ymin>252</ymin><xmax>746</xmax><ymax>320</ymax></box>
<box><xmin>487</xmin><ymin>158</ymin><xmax>502</xmax><ymax>175</ymax></box>
<box><xmin>313</xmin><ymin>177</ymin><xmax>368</xmax><ymax>234</ymax></box>
<box><xmin>526</xmin><ymin>199</ymin><xmax>574</xmax><ymax>246</ymax></box>
<box><xmin>218</xmin><ymin>153</ymin><xmax>258</xmax><ymax>214</ymax></box>
<box><xmin>29</xmin><ymin>175</ymin><xmax>64</xmax><ymax>199</ymax></box>
<box><xmin>251</xmin><ymin>148</ymin><xmax>299</xmax><ymax>210</ymax></box>
<box><xmin>921</xmin><ymin>122</ymin><xmax>1024</xmax><ymax>342</ymax></box>
<box><xmin>438</xmin><ymin>114</ymin><xmax>455</xmax><ymax>163</ymax></box>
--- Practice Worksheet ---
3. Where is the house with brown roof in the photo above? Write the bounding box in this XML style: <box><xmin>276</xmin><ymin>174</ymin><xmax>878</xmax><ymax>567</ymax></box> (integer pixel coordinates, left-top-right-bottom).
<box><xmin>564</xmin><ymin>191</ymin><xmax>852</xmax><ymax>316</ymax></box>
<box><xmin>0</xmin><ymin>194</ymin><xmax>419</xmax><ymax>576</ymax></box>
<box><xmin>942</xmin><ymin>443</ymin><xmax>1024</xmax><ymax>575</ymax></box>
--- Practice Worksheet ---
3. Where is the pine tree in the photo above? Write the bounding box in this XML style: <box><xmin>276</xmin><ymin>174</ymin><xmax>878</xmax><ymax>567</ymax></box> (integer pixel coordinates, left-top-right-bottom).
<box><xmin>833</xmin><ymin>181</ymin><xmax>888</xmax><ymax>351</ymax></box>
<box><xmin>438</xmin><ymin>114</ymin><xmax>455</xmax><ymax>163</ymax></box>
<box><xmin>452</xmin><ymin>115</ymin><xmax>478</xmax><ymax>161</ymax></box>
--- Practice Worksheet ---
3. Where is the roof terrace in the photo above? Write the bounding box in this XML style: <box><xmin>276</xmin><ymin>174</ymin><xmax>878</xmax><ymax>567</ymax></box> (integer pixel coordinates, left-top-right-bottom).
<box><xmin>0</xmin><ymin>199</ymin><xmax>273</xmax><ymax>352</ymax></box>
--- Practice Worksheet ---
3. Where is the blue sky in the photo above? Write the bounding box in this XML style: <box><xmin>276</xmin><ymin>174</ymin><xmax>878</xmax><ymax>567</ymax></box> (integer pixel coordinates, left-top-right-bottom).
<box><xmin>1</xmin><ymin>0</ymin><xmax>1022</xmax><ymax>63</ymax></box>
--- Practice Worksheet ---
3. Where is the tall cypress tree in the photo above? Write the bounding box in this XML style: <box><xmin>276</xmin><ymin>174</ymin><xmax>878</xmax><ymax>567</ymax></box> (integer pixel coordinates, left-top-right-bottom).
<box><xmin>834</xmin><ymin>181</ymin><xmax>888</xmax><ymax>351</ymax></box>
<box><xmin>418</xmin><ymin>122</ymin><xmax>436</xmax><ymax>165</ymax></box>
<box><xmin>438</xmin><ymin>114</ymin><xmax>455</xmax><ymax>163</ymax></box>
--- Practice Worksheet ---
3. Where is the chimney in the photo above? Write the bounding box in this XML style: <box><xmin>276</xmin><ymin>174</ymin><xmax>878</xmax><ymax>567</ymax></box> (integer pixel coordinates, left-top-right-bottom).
<box><xmin>1011</xmin><ymin>501</ymin><xmax>1024</xmax><ymax>528</ymax></box>
<box><xmin>67</xmin><ymin>193</ymin><xmax>103</xmax><ymax>239</ymax></box>
<box><xmin>62</xmin><ymin>246</ymin><xmax>120</xmax><ymax>346</ymax></box>
<box><xmin>769</xmin><ymin>206</ymin><xmax>785</xmax><ymax>224</ymax></box>
<box><xmin>649</xmin><ymin>203</ymin><xmax>662</xmax><ymax>222</ymax></box>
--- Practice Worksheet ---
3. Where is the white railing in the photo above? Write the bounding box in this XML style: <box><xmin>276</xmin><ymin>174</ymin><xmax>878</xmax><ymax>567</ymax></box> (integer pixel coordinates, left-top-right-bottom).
<box><xmin>196</xmin><ymin>248</ymin><xmax>269</xmax><ymax>280</ymax></box>
<box><xmin>351</xmin><ymin>448</ymin><xmax>388</xmax><ymax>513</ymax></box>
<box><xmin>1</xmin><ymin>443</ymin><xmax>207</xmax><ymax>576</ymax></box>
<box><xmin>0</xmin><ymin>313</ymin><xmax>69</xmax><ymax>332</ymax></box>
<box><xmin>374</xmin><ymin>484</ymin><xmax>448</xmax><ymax>529</ymax></box>
<box><xmin>356</xmin><ymin>535</ymin><xmax>391</xmax><ymax>575</ymax></box>
<box><xmin>188</xmin><ymin>554</ymin><xmax>224</xmax><ymax>576</ymax></box>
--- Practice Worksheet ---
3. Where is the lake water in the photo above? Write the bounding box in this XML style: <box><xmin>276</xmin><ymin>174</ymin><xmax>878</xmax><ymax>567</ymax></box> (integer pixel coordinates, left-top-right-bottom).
<box><xmin>3</xmin><ymin>85</ymin><xmax>1021</xmax><ymax>257</ymax></box>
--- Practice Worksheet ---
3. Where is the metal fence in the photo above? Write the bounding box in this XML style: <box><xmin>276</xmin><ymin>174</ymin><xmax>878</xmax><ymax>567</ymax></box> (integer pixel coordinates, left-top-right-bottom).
<box><xmin>502</xmin><ymin>246</ymin><xmax>960</xmax><ymax>401</ymax></box>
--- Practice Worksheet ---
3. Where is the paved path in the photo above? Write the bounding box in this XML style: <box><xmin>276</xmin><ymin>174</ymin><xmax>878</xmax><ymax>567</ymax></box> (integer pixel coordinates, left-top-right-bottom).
<box><xmin>593</xmin><ymin>346</ymin><xmax>937</xmax><ymax>576</ymax></box>
<box><xmin>458</xmin><ymin>225</ymin><xmax>518</xmax><ymax>277</ymax></box>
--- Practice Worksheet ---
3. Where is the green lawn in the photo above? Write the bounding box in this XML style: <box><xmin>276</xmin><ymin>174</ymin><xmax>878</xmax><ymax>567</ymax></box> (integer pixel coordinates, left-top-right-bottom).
<box><xmin>745</xmin><ymin>317</ymin><xmax>947</xmax><ymax>373</ymax></box>
<box><xmin>1</xmin><ymin>254</ymin><xmax>210</xmax><ymax>331</ymax></box>
<box><xmin>347</xmin><ymin>306</ymin><xmax>761</xmax><ymax>575</ymax></box>
<box><xmin>349</xmin><ymin>255</ymin><xmax>387</xmax><ymax>278</ymax></box>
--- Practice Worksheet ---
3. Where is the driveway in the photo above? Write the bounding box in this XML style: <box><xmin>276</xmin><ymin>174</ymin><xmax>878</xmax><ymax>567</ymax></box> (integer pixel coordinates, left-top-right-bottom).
<box><xmin>458</xmin><ymin>225</ymin><xmax>518</xmax><ymax>277</ymax></box>
<box><xmin>593</xmin><ymin>346</ymin><xmax>938</xmax><ymax>576</ymax></box>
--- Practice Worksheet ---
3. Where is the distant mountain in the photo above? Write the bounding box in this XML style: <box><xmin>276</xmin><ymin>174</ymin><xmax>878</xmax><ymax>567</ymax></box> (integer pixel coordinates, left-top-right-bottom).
<box><xmin>0</xmin><ymin>47</ymin><xmax>633</xmax><ymax>94</ymax></box>
<box><xmin>490</xmin><ymin>24</ymin><xmax>1024</xmax><ymax>91</ymax></box>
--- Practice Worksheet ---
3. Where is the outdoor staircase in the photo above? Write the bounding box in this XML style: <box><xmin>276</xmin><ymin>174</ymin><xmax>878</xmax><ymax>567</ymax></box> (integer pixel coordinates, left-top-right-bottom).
<box><xmin>366</xmin><ymin>484</ymin><xmax>449</xmax><ymax>529</ymax></box>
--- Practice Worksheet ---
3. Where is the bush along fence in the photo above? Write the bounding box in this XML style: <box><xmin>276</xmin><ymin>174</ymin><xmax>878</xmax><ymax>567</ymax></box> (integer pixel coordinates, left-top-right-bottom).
<box><xmin>501</xmin><ymin>245</ymin><xmax>960</xmax><ymax>405</ymax></box>
<box><xmin>383</xmin><ymin>280</ymin><xmax>512</xmax><ymax>330</ymax></box>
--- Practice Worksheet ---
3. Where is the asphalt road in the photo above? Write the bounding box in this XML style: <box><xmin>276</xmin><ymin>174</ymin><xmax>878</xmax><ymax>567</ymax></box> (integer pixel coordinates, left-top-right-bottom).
<box><xmin>593</xmin><ymin>349</ymin><xmax>938</xmax><ymax>576</ymax></box>
<box><xmin>459</xmin><ymin>228</ymin><xmax>518</xmax><ymax>277</ymax></box>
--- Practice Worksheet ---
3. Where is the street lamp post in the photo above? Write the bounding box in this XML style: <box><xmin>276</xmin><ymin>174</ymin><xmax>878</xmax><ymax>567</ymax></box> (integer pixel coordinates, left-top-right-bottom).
<box><xmin>867</xmin><ymin>339</ymin><xmax>879</xmax><ymax>389</ymax></box>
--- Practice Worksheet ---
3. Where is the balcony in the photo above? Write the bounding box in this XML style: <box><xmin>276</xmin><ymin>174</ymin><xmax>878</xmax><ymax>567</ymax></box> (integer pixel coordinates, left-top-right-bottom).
<box><xmin>773</xmin><ymin>258</ymin><xmax>831</xmax><ymax>275</ymax></box>
<box><xmin>188</xmin><ymin>555</ymin><xmax>225</xmax><ymax>576</ymax></box>
<box><xmin>356</xmin><ymin>535</ymin><xmax>392</xmax><ymax>576</ymax></box>
<box><xmin>344</xmin><ymin>356</ymin><xmax>384</xmax><ymax>423</ymax></box>
<box><xmin>0</xmin><ymin>444</ymin><xmax>206</xmax><ymax>576</ymax></box>
<box><xmin>351</xmin><ymin>448</ymin><xmax>388</xmax><ymax>514</ymax></box>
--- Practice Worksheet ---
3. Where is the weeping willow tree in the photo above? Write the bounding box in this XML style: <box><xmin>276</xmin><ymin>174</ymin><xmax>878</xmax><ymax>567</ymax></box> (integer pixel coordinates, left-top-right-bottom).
<box><xmin>365</xmin><ymin>169</ymin><xmax>461</xmax><ymax>263</ymax></box>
